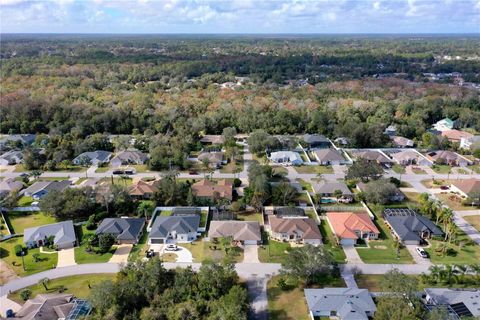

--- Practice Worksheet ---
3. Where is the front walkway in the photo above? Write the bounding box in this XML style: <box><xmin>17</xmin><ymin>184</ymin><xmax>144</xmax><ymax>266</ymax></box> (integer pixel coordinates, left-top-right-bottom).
<box><xmin>0</xmin><ymin>295</ymin><xmax>22</xmax><ymax>317</ymax></box>
<box><xmin>342</xmin><ymin>244</ymin><xmax>363</xmax><ymax>264</ymax></box>
<box><xmin>56</xmin><ymin>248</ymin><xmax>76</xmax><ymax>268</ymax></box>
<box><xmin>108</xmin><ymin>244</ymin><xmax>133</xmax><ymax>264</ymax></box>
<box><xmin>243</xmin><ymin>244</ymin><xmax>260</xmax><ymax>263</ymax></box>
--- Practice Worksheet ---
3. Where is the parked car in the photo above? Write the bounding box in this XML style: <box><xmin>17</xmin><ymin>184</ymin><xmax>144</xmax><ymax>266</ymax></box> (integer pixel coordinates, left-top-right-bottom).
<box><xmin>124</xmin><ymin>169</ymin><xmax>135</xmax><ymax>175</ymax></box>
<box><xmin>189</xmin><ymin>170</ymin><xmax>198</xmax><ymax>175</ymax></box>
<box><xmin>416</xmin><ymin>247</ymin><xmax>428</xmax><ymax>258</ymax></box>
<box><xmin>112</xmin><ymin>170</ymin><xmax>124</xmax><ymax>175</ymax></box>
<box><xmin>440</xmin><ymin>185</ymin><xmax>449</xmax><ymax>190</ymax></box>
<box><xmin>165</xmin><ymin>244</ymin><xmax>178</xmax><ymax>251</ymax></box>
<box><xmin>146</xmin><ymin>249</ymin><xmax>155</xmax><ymax>258</ymax></box>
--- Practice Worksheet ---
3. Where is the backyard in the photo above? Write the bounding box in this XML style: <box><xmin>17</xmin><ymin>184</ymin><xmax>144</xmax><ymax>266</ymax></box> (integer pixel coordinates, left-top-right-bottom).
<box><xmin>236</xmin><ymin>212</ymin><xmax>264</xmax><ymax>224</ymax></box>
<box><xmin>0</xmin><ymin>236</ymin><xmax>58</xmax><ymax>276</ymax></box>
<box><xmin>9</xmin><ymin>274</ymin><xmax>115</xmax><ymax>303</ymax></box>
<box><xmin>6</xmin><ymin>211</ymin><xmax>57</xmax><ymax>234</ymax></box>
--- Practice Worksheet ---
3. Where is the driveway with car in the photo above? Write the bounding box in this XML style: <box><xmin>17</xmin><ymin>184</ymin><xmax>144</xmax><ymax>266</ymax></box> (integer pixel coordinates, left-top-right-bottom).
<box><xmin>405</xmin><ymin>245</ymin><xmax>432</xmax><ymax>266</ymax></box>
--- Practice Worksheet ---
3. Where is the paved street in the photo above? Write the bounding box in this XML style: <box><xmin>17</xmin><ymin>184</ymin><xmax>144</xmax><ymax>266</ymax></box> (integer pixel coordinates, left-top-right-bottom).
<box><xmin>56</xmin><ymin>248</ymin><xmax>77</xmax><ymax>268</ymax></box>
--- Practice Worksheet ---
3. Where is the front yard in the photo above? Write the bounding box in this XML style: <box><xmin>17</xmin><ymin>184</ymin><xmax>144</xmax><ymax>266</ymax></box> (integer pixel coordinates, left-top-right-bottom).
<box><xmin>432</xmin><ymin>164</ymin><xmax>452</xmax><ymax>174</ymax></box>
<box><xmin>258</xmin><ymin>236</ymin><xmax>292</xmax><ymax>263</ymax></box>
<box><xmin>0</xmin><ymin>236</ymin><xmax>58</xmax><ymax>277</ymax></box>
<box><xmin>318</xmin><ymin>221</ymin><xmax>346</xmax><ymax>263</ymax></box>
<box><xmin>294</xmin><ymin>165</ymin><xmax>333</xmax><ymax>174</ymax></box>
<box><xmin>424</xmin><ymin>230</ymin><xmax>480</xmax><ymax>265</ymax></box>
<box><xmin>392</xmin><ymin>164</ymin><xmax>406</xmax><ymax>174</ymax></box>
<box><xmin>437</xmin><ymin>193</ymin><xmax>478</xmax><ymax>211</ymax></box>
<box><xmin>74</xmin><ymin>226</ymin><xmax>116</xmax><ymax>264</ymax></box>
<box><xmin>180</xmin><ymin>239</ymin><xmax>243</xmax><ymax>263</ymax></box>
<box><xmin>9</xmin><ymin>274</ymin><xmax>114</xmax><ymax>303</ymax></box>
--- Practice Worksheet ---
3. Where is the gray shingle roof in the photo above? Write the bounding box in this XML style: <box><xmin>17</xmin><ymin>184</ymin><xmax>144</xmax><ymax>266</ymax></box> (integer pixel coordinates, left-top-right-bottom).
<box><xmin>304</xmin><ymin>288</ymin><xmax>376</xmax><ymax>320</ymax></box>
<box><xmin>23</xmin><ymin>221</ymin><xmax>76</xmax><ymax>247</ymax></box>
<box><xmin>383</xmin><ymin>208</ymin><xmax>443</xmax><ymax>242</ymax></box>
<box><xmin>314</xmin><ymin>149</ymin><xmax>345</xmax><ymax>162</ymax></box>
<box><xmin>23</xmin><ymin>180</ymin><xmax>71</xmax><ymax>196</ymax></box>
<box><xmin>313</xmin><ymin>181</ymin><xmax>353</xmax><ymax>196</ymax></box>
<box><xmin>149</xmin><ymin>215</ymin><xmax>200</xmax><ymax>238</ymax></box>
<box><xmin>96</xmin><ymin>218</ymin><xmax>145</xmax><ymax>241</ymax></box>
<box><xmin>73</xmin><ymin>151</ymin><xmax>112</xmax><ymax>163</ymax></box>
<box><xmin>303</xmin><ymin>134</ymin><xmax>329</xmax><ymax>144</ymax></box>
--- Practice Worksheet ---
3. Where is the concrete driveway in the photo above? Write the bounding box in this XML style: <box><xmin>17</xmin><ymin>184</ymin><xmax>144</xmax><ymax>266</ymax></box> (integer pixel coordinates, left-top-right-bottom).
<box><xmin>342</xmin><ymin>244</ymin><xmax>363</xmax><ymax>264</ymax></box>
<box><xmin>109</xmin><ymin>244</ymin><xmax>133</xmax><ymax>264</ymax></box>
<box><xmin>405</xmin><ymin>245</ymin><xmax>432</xmax><ymax>266</ymax></box>
<box><xmin>150</xmin><ymin>244</ymin><xmax>193</xmax><ymax>263</ymax></box>
<box><xmin>243</xmin><ymin>244</ymin><xmax>260</xmax><ymax>263</ymax></box>
<box><xmin>56</xmin><ymin>248</ymin><xmax>76</xmax><ymax>268</ymax></box>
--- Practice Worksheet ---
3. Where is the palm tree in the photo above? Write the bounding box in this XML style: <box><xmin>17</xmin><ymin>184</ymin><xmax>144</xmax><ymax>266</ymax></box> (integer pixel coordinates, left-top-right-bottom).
<box><xmin>59</xmin><ymin>159</ymin><xmax>71</xmax><ymax>171</ymax></box>
<box><xmin>429</xmin><ymin>265</ymin><xmax>443</xmax><ymax>284</ymax></box>
<box><xmin>453</xmin><ymin>264</ymin><xmax>467</xmax><ymax>284</ymax></box>
<box><xmin>39</xmin><ymin>277</ymin><xmax>50</xmax><ymax>291</ymax></box>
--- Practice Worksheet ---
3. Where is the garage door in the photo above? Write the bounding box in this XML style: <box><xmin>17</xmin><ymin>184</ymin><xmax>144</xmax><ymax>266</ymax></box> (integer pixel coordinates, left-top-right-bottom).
<box><xmin>150</xmin><ymin>238</ymin><xmax>164</xmax><ymax>244</ymax></box>
<box><xmin>244</xmin><ymin>240</ymin><xmax>258</xmax><ymax>245</ymax></box>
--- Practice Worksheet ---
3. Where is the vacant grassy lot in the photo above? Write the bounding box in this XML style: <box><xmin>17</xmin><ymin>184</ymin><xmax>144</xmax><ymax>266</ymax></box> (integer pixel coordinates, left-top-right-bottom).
<box><xmin>9</xmin><ymin>274</ymin><xmax>114</xmax><ymax>303</ymax></box>
<box><xmin>318</xmin><ymin>221</ymin><xmax>346</xmax><ymax>263</ymax></box>
<box><xmin>0</xmin><ymin>236</ymin><xmax>58</xmax><ymax>276</ymax></box>
<box><xmin>464</xmin><ymin>215</ymin><xmax>480</xmax><ymax>231</ymax></box>
<box><xmin>355</xmin><ymin>274</ymin><xmax>480</xmax><ymax>292</ymax></box>
<box><xmin>294</xmin><ymin>165</ymin><xmax>333</xmax><ymax>174</ymax></box>
<box><xmin>7</xmin><ymin>211</ymin><xmax>57</xmax><ymax>234</ymax></box>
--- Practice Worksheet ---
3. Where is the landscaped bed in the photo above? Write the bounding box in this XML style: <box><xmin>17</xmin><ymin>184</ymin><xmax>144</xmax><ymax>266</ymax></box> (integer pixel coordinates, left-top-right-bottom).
<box><xmin>8</xmin><ymin>274</ymin><xmax>115</xmax><ymax>303</ymax></box>
<box><xmin>74</xmin><ymin>226</ymin><xmax>116</xmax><ymax>264</ymax></box>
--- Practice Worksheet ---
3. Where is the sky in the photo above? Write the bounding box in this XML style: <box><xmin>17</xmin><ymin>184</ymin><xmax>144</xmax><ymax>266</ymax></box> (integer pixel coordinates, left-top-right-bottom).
<box><xmin>0</xmin><ymin>0</ymin><xmax>479</xmax><ymax>34</ymax></box>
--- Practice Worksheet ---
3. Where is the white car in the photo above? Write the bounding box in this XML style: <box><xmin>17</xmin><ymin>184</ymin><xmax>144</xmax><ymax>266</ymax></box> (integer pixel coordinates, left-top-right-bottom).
<box><xmin>164</xmin><ymin>244</ymin><xmax>178</xmax><ymax>251</ymax></box>
<box><xmin>415</xmin><ymin>247</ymin><xmax>428</xmax><ymax>258</ymax></box>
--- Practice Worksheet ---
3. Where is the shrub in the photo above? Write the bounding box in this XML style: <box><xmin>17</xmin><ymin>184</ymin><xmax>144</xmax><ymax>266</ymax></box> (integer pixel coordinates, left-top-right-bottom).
<box><xmin>85</xmin><ymin>214</ymin><xmax>96</xmax><ymax>230</ymax></box>
<box><xmin>277</xmin><ymin>278</ymin><xmax>288</xmax><ymax>291</ymax></box>
<box><xmin>14</xmin><ymin>244</ymin><xmax>24</xmax><ymax>256</ymax></box>
<box><xmin>20</xmin><ymin>289</ymin><xmax>32</xmax><ymax>301</ymax></box>
<box><xmin>233</xmin><ymin>178</ymin><xmax>242</xmax><ymax>188</ymax></box>
<box><xmin>98</xmin><ymin>233</ymin><xmax>116</xmax><ymax>253</ymax></box>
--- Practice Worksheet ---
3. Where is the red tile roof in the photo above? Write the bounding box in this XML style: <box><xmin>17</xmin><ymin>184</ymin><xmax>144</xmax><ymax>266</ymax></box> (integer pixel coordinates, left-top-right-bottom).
<box><xmin>326</xmin><ymin>212</ymin><xmax>379</xmax><ymax>240</ymax></box>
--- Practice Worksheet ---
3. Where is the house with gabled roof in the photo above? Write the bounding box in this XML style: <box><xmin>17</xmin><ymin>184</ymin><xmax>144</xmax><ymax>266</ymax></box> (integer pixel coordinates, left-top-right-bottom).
<box><xmin>391</xmin><ymin>136</ymin><xmax>414</xmax><ymax>148</ymax></box>
<box><xmin>128</xmin><ymin>179</ymin><xmax>160</xmax><ymax>199</ymax></box>
<box><xmin>389</xmin><ymin>149</ymin><xmax>432</xmax><ymax>166</ymax></box>
<box><xmin>352</xmin><ymin>150</ymin><xmax>392</xmax><ymax>167</ymax></box>
<box><xmin>426</xmin><ymin>150</ymin><xmax>472</xmax><ymax>167</ymax></box>
<box><xmin>110</xmin><ymin>150</ymin><xmax>148</xmax><ymax>166</ymax></box>
<box><xmin>23</xmin><ymin>221</ymin><xmax>76</xmax><ymax>249</ymax></box>
<box><xmin>208</xmin><ymin>221</ymin><xmax>261</xmax><ymax>245</ymax></box>
<box><xmin>199</xmin><ymin>135</ymin><xmax>224</xmax><ymax>145</ymax></box>
<box><xmin>450</xmin><ymin>178</ymin><xmax>480</xmax><ymax>202</ymax></box>
<box><xmin>198</xmin><ymin>151</ymin><xmax>225</xmax><ymax>168</ymax></box>
<box><xmin>0</xmin><ymin>150</ymin><xmax>23</xmax><ymax>165</ymax></box>
<box><xmin>191</xmin><ymin>179</ymin><xmax>233</xmax><ymax>202</ymax></box>
<box><xmin>326</xmin><ymin>212</ymin><xmax>379</xmax><ymax>245</ymax></box>
<box><xmin>424</xmin><ymin>288</ymin><xmax>480</xmax><ymax>318</ymax></box>
<box><xmin>302</xmin><ymin>134</ymin><xmax>331</xmax><ymax>149</ymax></box>
<box><xmin>148</xmin><ymin>215</ymin><xmax>200</xmax><ymax>244</ymax></box>
<box><xmin>95</xmin><ymin>218</ymin><xmax>146</xmax><ymax>244</ymax></box>
<box><xmin>314</xmin><ymin>149</ymin><xmax>348</xmax><ymax>165</ymax></box>
<box><xmin>433</xmin><ymin>118</ymin><xmax>455</xmax><ymax>132</ymax></box>
<box><xmin>22</xmin><ymin>180</ymin><xmax>71</xmax><ymax>200</ymax></box>
<box><xmin>441</xmin><ymin>130</ymin><xmax>473</xmax><ymax>143</ymax></box>
<box><xmin>304</xmin><ymin>288</ymin><xmax>376</xmax><ymax>320</ymax></box>
<box><xmin>268</xmin><ymin>215</ymin><xmax>322</xmax><ymax>245</ymax></box>
<box><xmin>312</xmin><ymin>181</ymin><xmax>354</xmax><ymax>203</ymax></box>
<box><xmin>0</xmin><ymin>178</ymin><xmax>24</xmax><ymax>197</ymax></box>
<box><xmin>73</xmin><ymin>150</ymin><xmax>112</xmax><ymax>166</ymax></box>
<box><xmin>269</xmin><ymin>151</ymin><xmax>303</xmax><ymax>166</ymax></box>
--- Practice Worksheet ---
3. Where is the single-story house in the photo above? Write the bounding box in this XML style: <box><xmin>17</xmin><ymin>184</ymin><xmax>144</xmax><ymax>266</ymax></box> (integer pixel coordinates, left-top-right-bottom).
<box><xmin>460</xmin><ymin>135</ymin><xmax>480</xmax><ymax>150</ymax></box>
<box><xmin>383</xmin><ymin>208</ymin><xmax>443</xmax><ymax>245</ymax></box>
<box><xmin>269</xmin><ymin>216</ymin><xmax>322</xmax><ymax>245</ymax></box>
<box><xmin>148</xmin><ymin>214</ymin><xmax>200</xmax><ymax>244</ymax></box>
<box><xmin>198</xmin><ymin>151</ymin><xmax>225</xmax><ymax>168</ymax></box>
<box><xmin>426</xmin><ymin>150</ymin><xmax>472</xmax><ymax>167</ymax></box>
<box><xmin>269</xmin><ymin>151</ymin><xmax>303</xmax><ymax>166</ymax></box>
<box><xmin>272</xmin><ymin>207</ymin><xmax>306</xmax><ymax>217</ymax></box>
<box><xmin>95</xmin><ymin>218</ymin><xmax>146</xmax><ymax>244</ymax></box>
<box><xmin>110</xmin><ymin>150</ymin><xmax>148</xmax><ymax>166</ymax></box>
<box><xmin>199</xmin><ymin>135</ymin><xmax>224</xmax><ymax>145</ymax></box>
<box><xmin>304</xmin><ymin>288</ymin><xmax>376</xmax><ymax>320</ymax></box>
<box><xmin>391</xmin><ymin>136</ymin><xmax>415</xmax><ymax>148</ymax></box>
<box><xmin>353</xmin><ymin>150</ymin><xmax>392</xmax><ymax>167</ymax></box>
<box><xmin>128</xmin><ymin>179</ymin><xmax>160</xmax><ymax>199</ymax></box>
<box><xmin>356</xmin><ymin>181</ymin><xmax>405</xmax><ymax>202</ymax></box>
<box><xmin>424</xmin><ymin>288</ymin><xmax>480</xmax><ymax>318</ymax></box>
<box><xmin>450</xmin><ymin>178</ymin><xmax>480</xmax><ymax>199</ymax></box>
<box><xmin>0</xmin><ymin>134</ymin><xmax>36</xmax><ymax>150</ymax></box>
<box><xmin>72</xmin><ymin>150</ymin><xmax>112</xmax><ymax>166</ymax></box>
<box><xmin>0</xmin><ymin>150</ymin><xmax>23</xmax><ymax>165</ymax></box>
<box><xmin>208</xmin><ymin>221</ymin><xmax>262</xmax><ymax>245</ymax></box>
<box><xmin>433</xmin><ymin>118</ymin><xmax>455</xmax><ymax>132</ymax></box>
<box><xmin>313</xmin><ymin>149</ymin><xmax>347</xmax><ymax>165</ymax></box>
<box><xmin>23</xmin><ymin>221</ymin><xmax>76</xmax><ymax>249</ymax></box>
<box><xmin>441</xmin><ymin>130</ymin><xmax>474</xmax><ymax>143</ymax></box>
<box><xmin>312</xmin><ymin>181</ymin><xmax>354</xmax><ymax>203</ymax></box>
<box><xmin>326</xmin><ymin>212</ymin><xmax>379</xmax><ymax>245</ymax></box>
<box><xmin>390</xmin><ymin>150</ymin><xmax>432</xmax><ymax>166</ymax></box>
<box><xmin>0</xmin><ymin>178</ymin><xmax>24</xmax><ymax>197</ymax></box>
<box><xmin>12</xmin><ymin>293</ymin><xmax>91</xmax><ymax>320</ymax></box>
<box><xmin>191</xmin><ymin>179</ymin><xmax>233</xmax><ymax>202</ymax></box>
<box><xmin>22</xmin><ymin>180</ymin><xmax>71</xmax><ymax>200</ymax></box>
<box><xmin>302</xmin><ymin>134</ymin><xmax>331</xmax><ymax>149</ymax></box>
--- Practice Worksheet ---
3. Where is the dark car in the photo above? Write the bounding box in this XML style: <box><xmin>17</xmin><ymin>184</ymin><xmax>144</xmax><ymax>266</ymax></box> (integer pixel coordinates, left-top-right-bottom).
<box><xmin>146</xmin><ymin>249</ymin><xmax>155</xmax><ymax>258</ymax></box>
<box><xmin>440</xmin><ymin>186</ymin><xmax>449</xmax><ymax>190</ymax></box>
<box><xmin>112</xmin><ymin>170</ymin><xmax>124</xmax><ymax>175</ymax></box>
<box><xmin>189</xmin><ymin>170</ymin><xmax>198</xmax><ymax>175</ymax></box>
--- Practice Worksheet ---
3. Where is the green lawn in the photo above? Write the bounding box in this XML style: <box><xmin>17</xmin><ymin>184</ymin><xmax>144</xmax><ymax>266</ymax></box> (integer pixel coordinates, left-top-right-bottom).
<box><xmin>39</xmin><ymin>177</ymin><xmax>70</xmax><ymax>181</ymax></box>
<box><xmin>0</xmin><ymin>236</ymin><xmax>58</xmax><ymax>277</ymax></box>
<box><xmin>17</xmin><ymin>196</ymin><xmax>34</xmax><ymax>206</ymax></box>
<box><xmin>9</xmin><ymin>274</ymin><xmax>114</xmax><ymax>303</ymax></box>
<box><xmin>74</xmin><ymin>178</ymin><xmax>87</xmax><ymax>185</ymax></box>
<box><xmin>464</xmin><ymin>215</ymin><xmax>480</xmax><ymax>231</ymax></box>
<box><xmin>294</xmin><ymin>165</ymin><xmax>333</xmax><ymax>174</ymax></box>
<box><xmin>128</xmin><ymin>228</ymin><xmax>148</xmax><ymax>262</ymax></box>
<box><xmin>7</xmin><ymin>211</ymin><xmax>57</xmax><ymax>234</ymax></box>
<box><xmin>14</xmin><ymin>164</ymin><xmax>28</xmax><ymax>172</ymax></box>
<box><xmin>95</xmin><ymin>166</ymin><xmax>110</xmax><ymax>173</ymax></box>
<box><xmin>355</xmin><ymin>274</ymin><xmax>480</xmax><ymax>292</ymax></box>
<box><xmin>318</xmin><ymin>221</ymin><xmax>347</xmax><ymax>263</ymax></box>
<box><xmin>98</xmin><ymin>177</ymin><xmax>133</xmax><ymax>186</ymax></box>
<box><xmin>392</xmin><ymin>164</ymin><xmax>406</xmax><ymax>174</ymax></box>
<box><xmin>295</xmin><ymin>179</ymin><xmax>313</xmax><ymax>192</ymax></box>
<box><xmin>236</xmin><ymin>212</ymin><xmax>264</xmax><ymax>224</ymax></box>
<box><xmin>74</xmin><ymin>226</ymin><xmax>116</xmax><ymax>264</ymax></box>
<box><xmin>180</xmin><ymin>239</ymin><xmax>243</xmax><ymax>263</ymax></box>
<box><xmin>412</xmin><ymin>167</ymin><xmax>427</xmax><ymax>174</ymax></box>
<box><xmin>469</xmin><ymin>165</ymin><xmax>480</xmax><ymax>174</ymax></box>
<box><xmin>425</xmin><ymin>230</ymin><xmax>480</xmax><ymax>265</ymax></box>
<box><xmin>258</xmin><ymin>236</ymin><xmax>292</xmax><ymax>263</ymax></box>
<box><xmin>219</xmin><ymin>158</ymin><xmax>244</xmax><ymax>173</ymax></box>
<box><xmin>432</xmin><ymin>164</ymin><xmax>452</xmax><ymax>174</ymax></box>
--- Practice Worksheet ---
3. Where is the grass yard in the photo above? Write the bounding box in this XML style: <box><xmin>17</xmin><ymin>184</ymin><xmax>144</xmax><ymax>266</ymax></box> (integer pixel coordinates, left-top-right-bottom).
<box><xmin>432</xmin><ymin>164</ymin><xmax>452</xmax><ymax>174</ymax></box>
<box><xmin>128</xmin><ymin>229</ymin><xmax>148</xmax><ymax>262</ymax></box>
<box><xmin>258</xmin><ymin>237</ymin><xmax>292</xmax><ymax>263</ymax></box>
<box><xmin>267</xmin><ymin>276</ymin><xmax>310</xmax><ymax>320</ymax></box>
<box><xmin>17</xmin><ymin>196</ymin><xmax>34</xmax><ymax>206</ymax></box>
<box><xmin>7</xmin><ymin>211</ymin><xmax>57</xmax><ymax>234</ymax></box>
<box><xmin>437</xmin><ymin>193</ymin><xmax>477</xmax><ymax>211</ymax></box>
<box><xmin>180</xmin><ymin>239</ymin><xmax>243</xmax><ymax>263</ymax></box>
<box><xmin>318</xmin><ymin>221</ymin><xmax>347</xmax><ymax>263</ymax></box>
<box><xmin>0</xmin><ymin>236</ymin><xmax>58</xmax><ymax>276</ymax></box>
<box><xmin>296</xmin><ymin>192</ymin><xmax>311</xmax><ymax>204</ymax></box>
<box><xmin>294</xmin><ymin>165</ymin><xmax>333</xmax><ymax>174</ymax></box>
<box><xmin>160</xmin><ymin>253</ymin><xmax>177</xmax><ymax>262</ymax></box>
<box><xmin>39</xmin><ymin>177</ymin><xmax>70</xmax><ymax>181</ymax></box>
<box><xmin>355</xmin><ymin>274</ymin><xmax>480</xmax><ymax>292</ymax></box>
<box><xmin>425</xmin><ymin>231</ymin><xmax>480</xmax><ymax>265</ymax></box>
<box><xmin>74</xmin><ymin>226</ymin><xmax>116</xmax><ymax>264</ymax></box>
<box><xmin>272</xmin><ymin>167</ymin><xmax>288</xmax><ymax>176</ymax></box>
<box><xmin>421</xmin><ymin>179</ymin><xmax>454</xmax><ymax>189</ymax></box>
<box><xmin>219</xmin><ymin>159</ymin><xmax>244</xmax><ymax>173</ymax></box>
<box><xmin>295</xmin><ymin>179</ymin><xmax>313</xmax><ymax>192</ymax></box>
<box><xmin>74</xmin><ymin>177</ymin><xmax>87</xmax><ymax>185</ymax></box>
<box><xmin>412</xmin><ymin>167</ymin><xmax>427</xmax><ymax>174</ymax></box>
<box><xmin>236</xmin><ymin>212</ymin><xmax>264</xmax><ymax>224</ymax></box>
<box><xmin>469</xmin><ymin>165</ymin><xmax>480</xmax><ymax>174</ymax></box>
<box><xmin>95</xmin><ymin>166</ymin><xmax>110</xmax><ymax>173</ymax></box>
<box><xmin>392</xmin><ymin>164</ymin><xmax>406</xmax><ymax>174</ymax></box>
<box><xmin>9</xmin><ymin>274</ymin><xmax>114</xmax><ymax>303</ymax></box>
<box><xmin>464</xmin><ymin>215</ymin><xmax>480</xmax><ymax>231</ymax></box>
<box><xmin>14</xmin><ymin>164</ymin><xmax>28</xmax><ymax>172</ymax></box>
<box><xmin>98</xmin><ymin>177</ymin><xmax>133</xmax><ymax>186</ymax></box>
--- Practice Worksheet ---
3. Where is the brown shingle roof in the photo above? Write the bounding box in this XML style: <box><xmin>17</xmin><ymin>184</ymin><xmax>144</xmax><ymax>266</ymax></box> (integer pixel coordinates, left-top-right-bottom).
<box><xmin>269</xmin><ymin>216</ymin><xmax>322</xmax><ymax>240</ymax></box>
<box><xmin>191</xmin><ymin>179</ymin><xmax>233</xmax><ymax>201</ymax></box>
<box><xmin>209</xmin><ymin>221</ymin><xmax>261</xmax><ymax>242</ymax></box>
<box><xmin>128</xmin><ymin>179</ymin><xmax>160</xmax><ymax>196</ymax></box>
<box><xmin>452</xmin><ymin>178</ymin><xmax>480</xmax><ymax>195</ymax></box>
